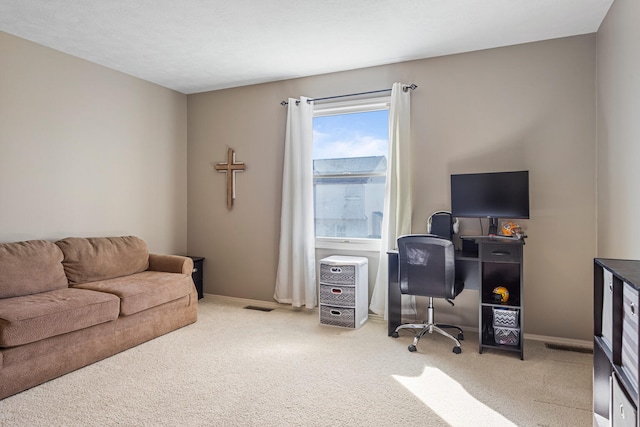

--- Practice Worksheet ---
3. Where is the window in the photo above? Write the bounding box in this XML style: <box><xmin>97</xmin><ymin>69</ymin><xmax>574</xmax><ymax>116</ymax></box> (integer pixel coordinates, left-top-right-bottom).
<box><xmin>313</xmin><ymin>98</ymin><xmax>390</xmax><ymax>250</ymax></box>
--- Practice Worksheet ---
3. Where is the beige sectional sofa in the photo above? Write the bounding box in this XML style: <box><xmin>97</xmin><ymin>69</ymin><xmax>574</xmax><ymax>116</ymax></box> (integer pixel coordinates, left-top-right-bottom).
<box><xmin>0</xmin><ymin>236</ymin><xmax>198</xmax><ymax>400</ymax></box>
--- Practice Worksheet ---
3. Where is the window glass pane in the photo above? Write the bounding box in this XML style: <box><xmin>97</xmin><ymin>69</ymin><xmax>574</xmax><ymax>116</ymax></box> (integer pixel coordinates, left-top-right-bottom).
<box><xmin>313</xmin><ymin>110</ymin><xmax>388</xmax><ymax>159</ymax></box>
<box><xmin>313</xmin><ymin>109</ymin><xmax>389</xmax><ymax>239</ymax></box>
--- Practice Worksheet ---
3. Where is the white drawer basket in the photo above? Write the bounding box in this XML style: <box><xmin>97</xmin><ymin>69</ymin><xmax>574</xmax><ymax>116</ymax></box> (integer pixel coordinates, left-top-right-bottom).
<box><xmin>493</xmin><ymin>308</ymin><xmax>519</xmax><ymax>328</ymax></box>
<box><xmin>319</xmin><ymin>305</ymin><xmax>356</xmax><ymax>328</ymax></box>
<box><xmin>494</xmin><ymin>326</ymin><xmax>520</xmax><ymax>346</ymax></box>
<box><xmin>319</xmin><ymin>284</ymin><xmax>356</xmax><ymax>307</ymax></box>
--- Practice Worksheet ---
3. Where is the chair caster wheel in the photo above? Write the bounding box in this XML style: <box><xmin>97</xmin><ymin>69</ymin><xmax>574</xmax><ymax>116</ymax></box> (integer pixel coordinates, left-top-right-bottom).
<box><xmin>458</xmin><ymin>333</ymin><xmax>464</xmax><ymax>341</ymax></box>
<box><xmin>453</xmin><ymin>346</ymin><xmax>461</xmax><ymax>354</ymax></box>
<box><xmin>408</xmin><ymin>345</ymin><xmax>417</xmax><ymax>352</ymax></box>
<box><xmin>391</xmin><ymin>332</ymin><xmax>399</xmax><ymax>338</ymax></box>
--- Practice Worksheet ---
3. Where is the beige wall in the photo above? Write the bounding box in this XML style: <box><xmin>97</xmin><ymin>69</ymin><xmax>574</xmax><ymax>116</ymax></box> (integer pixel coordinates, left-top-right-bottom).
<box><xmin>0</xmin><ymin>21</ymin><xmax>610</xmax><ymax>343</ymax></box>
<box><xmin>0</xmin><ymin>32</ymin><xmax>188</xmax><ymax>254</ymax></box>
<box><xmin>596</xmin><ymin>0</ymin><xmax>640</xmax><ymax>259</ymax></box>
<box><xmin>188</xmin><ymin>35</ymin><xmax>597</xmax><ymax>341</ymax></box>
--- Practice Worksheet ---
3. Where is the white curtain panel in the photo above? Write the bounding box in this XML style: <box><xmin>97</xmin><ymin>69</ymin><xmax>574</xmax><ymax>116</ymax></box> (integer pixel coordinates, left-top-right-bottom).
<box><xmin>369</xmin><ymin>83</ymin><xmax>413</xmax><ymax>318</ymax></box>
<box><xmin>274</xmin><ymin>97</ymin><xmax>317</xmax><ymax>308</ymax></box>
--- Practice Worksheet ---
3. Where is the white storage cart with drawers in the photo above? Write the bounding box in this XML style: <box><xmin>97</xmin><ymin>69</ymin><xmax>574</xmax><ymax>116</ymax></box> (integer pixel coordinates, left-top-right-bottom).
<box><xmin>319</xmin><ymin>256</ymin><xmax>368</xmax><ymax>329</ymax></box>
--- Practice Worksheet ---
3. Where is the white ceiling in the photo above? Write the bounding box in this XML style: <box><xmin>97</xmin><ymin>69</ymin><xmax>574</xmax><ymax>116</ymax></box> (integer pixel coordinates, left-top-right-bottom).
<box><xmin>0</xmin><ymin>0</ymin><xmax>613</xmax><ymax>95</ymax></box>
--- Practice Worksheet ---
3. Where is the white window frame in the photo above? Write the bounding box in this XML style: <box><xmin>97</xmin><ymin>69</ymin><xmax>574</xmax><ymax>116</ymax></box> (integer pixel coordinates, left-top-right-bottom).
<box><xmin>313</xmin><ymin>96</ymin><xmax>390</xmax><ymax>252</ymax></box>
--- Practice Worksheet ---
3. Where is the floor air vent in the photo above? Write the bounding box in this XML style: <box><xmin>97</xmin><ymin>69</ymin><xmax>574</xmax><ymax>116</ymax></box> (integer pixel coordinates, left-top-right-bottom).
<box><xmin>544</xmin><ymin>343</ymin><xmax>593</xmax><ymax>354</ymax></box>
<box><xmin>243</xmin><ymin>305</ymin><xmax>274</xmax><ymax>312</ymax></box>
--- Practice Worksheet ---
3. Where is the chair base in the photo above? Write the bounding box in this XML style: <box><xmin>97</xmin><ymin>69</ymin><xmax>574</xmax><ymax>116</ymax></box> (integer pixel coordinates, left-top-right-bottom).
<box><xmin>392</xmin><ymin>297</ymin><xmax>464</xmax><ymax>354</ymax></box>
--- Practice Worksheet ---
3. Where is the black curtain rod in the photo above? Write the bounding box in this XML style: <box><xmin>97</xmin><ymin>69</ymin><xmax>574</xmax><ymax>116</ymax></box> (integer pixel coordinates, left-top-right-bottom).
<box><xmin>280</xmin><ymin>83</ymin><xmax>417</xmax><ymax>106</ymax></box>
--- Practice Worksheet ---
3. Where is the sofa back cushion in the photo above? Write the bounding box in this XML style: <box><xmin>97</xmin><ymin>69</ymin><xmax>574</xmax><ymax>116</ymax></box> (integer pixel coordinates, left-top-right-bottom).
<box><xmin>56</xmin><ymin>236</ymin><xmax>149</xmax><ymax>285</ymax></box>
<box><xmin>0</xmin><ymin>240</ymin><xmax>68</xmax><ymax>298</ymax></box>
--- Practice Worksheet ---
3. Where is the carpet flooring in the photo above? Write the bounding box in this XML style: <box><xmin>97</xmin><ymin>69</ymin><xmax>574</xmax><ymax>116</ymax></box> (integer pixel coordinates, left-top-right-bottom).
<box><xmin>0</xmin><ymin>296</ymin><xmax>593</xmax><ymax>426</ymax></box>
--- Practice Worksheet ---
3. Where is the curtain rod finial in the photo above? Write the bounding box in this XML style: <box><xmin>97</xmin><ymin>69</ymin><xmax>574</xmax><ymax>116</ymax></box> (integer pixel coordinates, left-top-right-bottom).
<box><xmin>403</xmin><ymin>83</ymin><xmax>418</xmax><ymax>92</ymax></box>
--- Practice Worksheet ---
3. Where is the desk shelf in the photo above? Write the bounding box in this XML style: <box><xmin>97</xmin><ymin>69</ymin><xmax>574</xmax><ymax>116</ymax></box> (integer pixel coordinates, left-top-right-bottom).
<box><xmin>476</xmin><ymin>239</ymin><xmax>525</xmax><ymax>360</ymax></box>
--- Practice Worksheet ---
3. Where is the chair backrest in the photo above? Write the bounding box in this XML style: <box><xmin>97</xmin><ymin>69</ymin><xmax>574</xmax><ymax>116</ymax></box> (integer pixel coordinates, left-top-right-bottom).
<box><xmin>397</xmin><ymin>234</ymin><xmax>457</xmax><ymax>299</ymax></box>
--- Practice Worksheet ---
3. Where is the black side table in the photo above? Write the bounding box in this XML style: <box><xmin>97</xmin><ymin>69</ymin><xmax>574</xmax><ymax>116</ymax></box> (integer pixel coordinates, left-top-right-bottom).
<box><xmin>188</xmin><ymin>256</ymin><xmax>204</xmax><ymax>299</ymax></box>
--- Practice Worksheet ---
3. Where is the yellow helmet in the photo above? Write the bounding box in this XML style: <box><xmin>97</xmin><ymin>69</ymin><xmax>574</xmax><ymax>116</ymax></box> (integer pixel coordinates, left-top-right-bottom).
<box><xmin>492</xmin><ymin>286</ymin><xmax>510</xmax><ymax>303</ymax></box>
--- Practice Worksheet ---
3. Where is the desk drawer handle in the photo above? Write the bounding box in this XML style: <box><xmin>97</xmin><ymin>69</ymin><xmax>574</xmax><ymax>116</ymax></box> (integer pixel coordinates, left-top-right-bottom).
<box><xmin>492</xmin><ymin>250</ymin><xmax>510</xmax><ymax>256</ymax></box>
<box><xmin>631</xmin><ymin>302</ymin><xmax>636</xmax><ymax>316</ymax></box>
<box><xmin>330</xmin><ymin>267</ymin><xmax>343</xmax><ymax>274</ymax></box>
<box><xmin>331</xmin><ymin>288</ymin><xmax>343</xmax><ymax>295</ymax></box>
<box><xmin>330</xmin><ymin>309</ymin><xmax>342</xmax><ymax>316</ymax></box>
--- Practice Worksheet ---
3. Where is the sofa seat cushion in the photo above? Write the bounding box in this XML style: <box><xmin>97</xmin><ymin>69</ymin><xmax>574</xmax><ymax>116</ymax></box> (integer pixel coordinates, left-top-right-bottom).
<box><xmin>55</xmin><ymin>236</ymin><xmax>149</xmax><ymax>285</ymax></box>
<box><xmin>0</xmin><ymin>240</ymin><xmax>68</xmax><ymax>299</ymax></box>
<box><xmin>72</xmin><ymin>271</ymin><xmax>194</xmax><ymax>316</ymax></box>
<box><xmin>0</xmin><ymin>288</ymin><xmax>120</xmax><ymax>347</ymax></box>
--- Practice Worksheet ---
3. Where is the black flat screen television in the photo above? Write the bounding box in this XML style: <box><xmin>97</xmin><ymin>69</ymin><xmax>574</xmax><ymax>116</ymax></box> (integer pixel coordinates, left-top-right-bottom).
<box><xmin>450</xmin><ymin>170</ymin><xmax>529</xmax><ymax>235</ymax></box>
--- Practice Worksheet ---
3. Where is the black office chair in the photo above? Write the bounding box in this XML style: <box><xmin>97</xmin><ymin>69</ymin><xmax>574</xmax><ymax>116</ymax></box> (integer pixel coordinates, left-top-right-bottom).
<box><xmin>391</xmin><ymin>234</ymin><xmax>465</xmax><ymax>354</ymax></box>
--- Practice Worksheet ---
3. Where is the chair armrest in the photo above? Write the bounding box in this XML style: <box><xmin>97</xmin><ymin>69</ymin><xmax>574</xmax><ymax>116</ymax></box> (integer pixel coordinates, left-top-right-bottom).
<box><xmin>148</xmin><ymin>254</ymin><xmax>194</xmax><ymax>275</ymax></box>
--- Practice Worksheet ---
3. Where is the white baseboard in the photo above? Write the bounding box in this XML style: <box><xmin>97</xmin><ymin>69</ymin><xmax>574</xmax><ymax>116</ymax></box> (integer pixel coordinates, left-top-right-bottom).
<box><xmin>205</xmin><ymin>293</ymin><xmax>307</xmax><ymax>311</ymax></box>
<box><xmin>523</xmin><ymin>332</ymin><xmax>592</xmax><ymax>349</ymax></box>
<box><xmin>204</xmin><ymin>293</ymin><xmax>592</xmax><ymax>348</ymax></box>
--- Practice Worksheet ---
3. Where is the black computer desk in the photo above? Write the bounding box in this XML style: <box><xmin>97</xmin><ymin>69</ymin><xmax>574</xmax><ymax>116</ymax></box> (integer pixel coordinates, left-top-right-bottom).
<box><xmin>386</xmin><ymin>249</ymin><xmax>480</xmax><ymax>336</ymax></box>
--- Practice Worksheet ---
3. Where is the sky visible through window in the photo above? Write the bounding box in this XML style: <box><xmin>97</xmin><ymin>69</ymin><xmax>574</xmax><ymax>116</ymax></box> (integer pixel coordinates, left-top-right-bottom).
<box><xmin>313</xmin><ymin>110</ymin><xmax>389</xmax><ymax>160</ymax></box>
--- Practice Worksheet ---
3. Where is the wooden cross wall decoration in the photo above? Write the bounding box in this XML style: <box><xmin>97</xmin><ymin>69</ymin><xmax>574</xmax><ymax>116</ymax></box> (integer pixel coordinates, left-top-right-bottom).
<box><xmin>214</xmin><ymin>148</ymin><xmax>246</xmax><ymax>210</ymax></box>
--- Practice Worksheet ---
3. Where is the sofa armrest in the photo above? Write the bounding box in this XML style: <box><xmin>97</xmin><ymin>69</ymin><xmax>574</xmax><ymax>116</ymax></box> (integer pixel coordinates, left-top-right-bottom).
<box><xmin>148</xmin><ymin>254</ymin><xmax>194</xmax><ymax>275</ymax></box>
